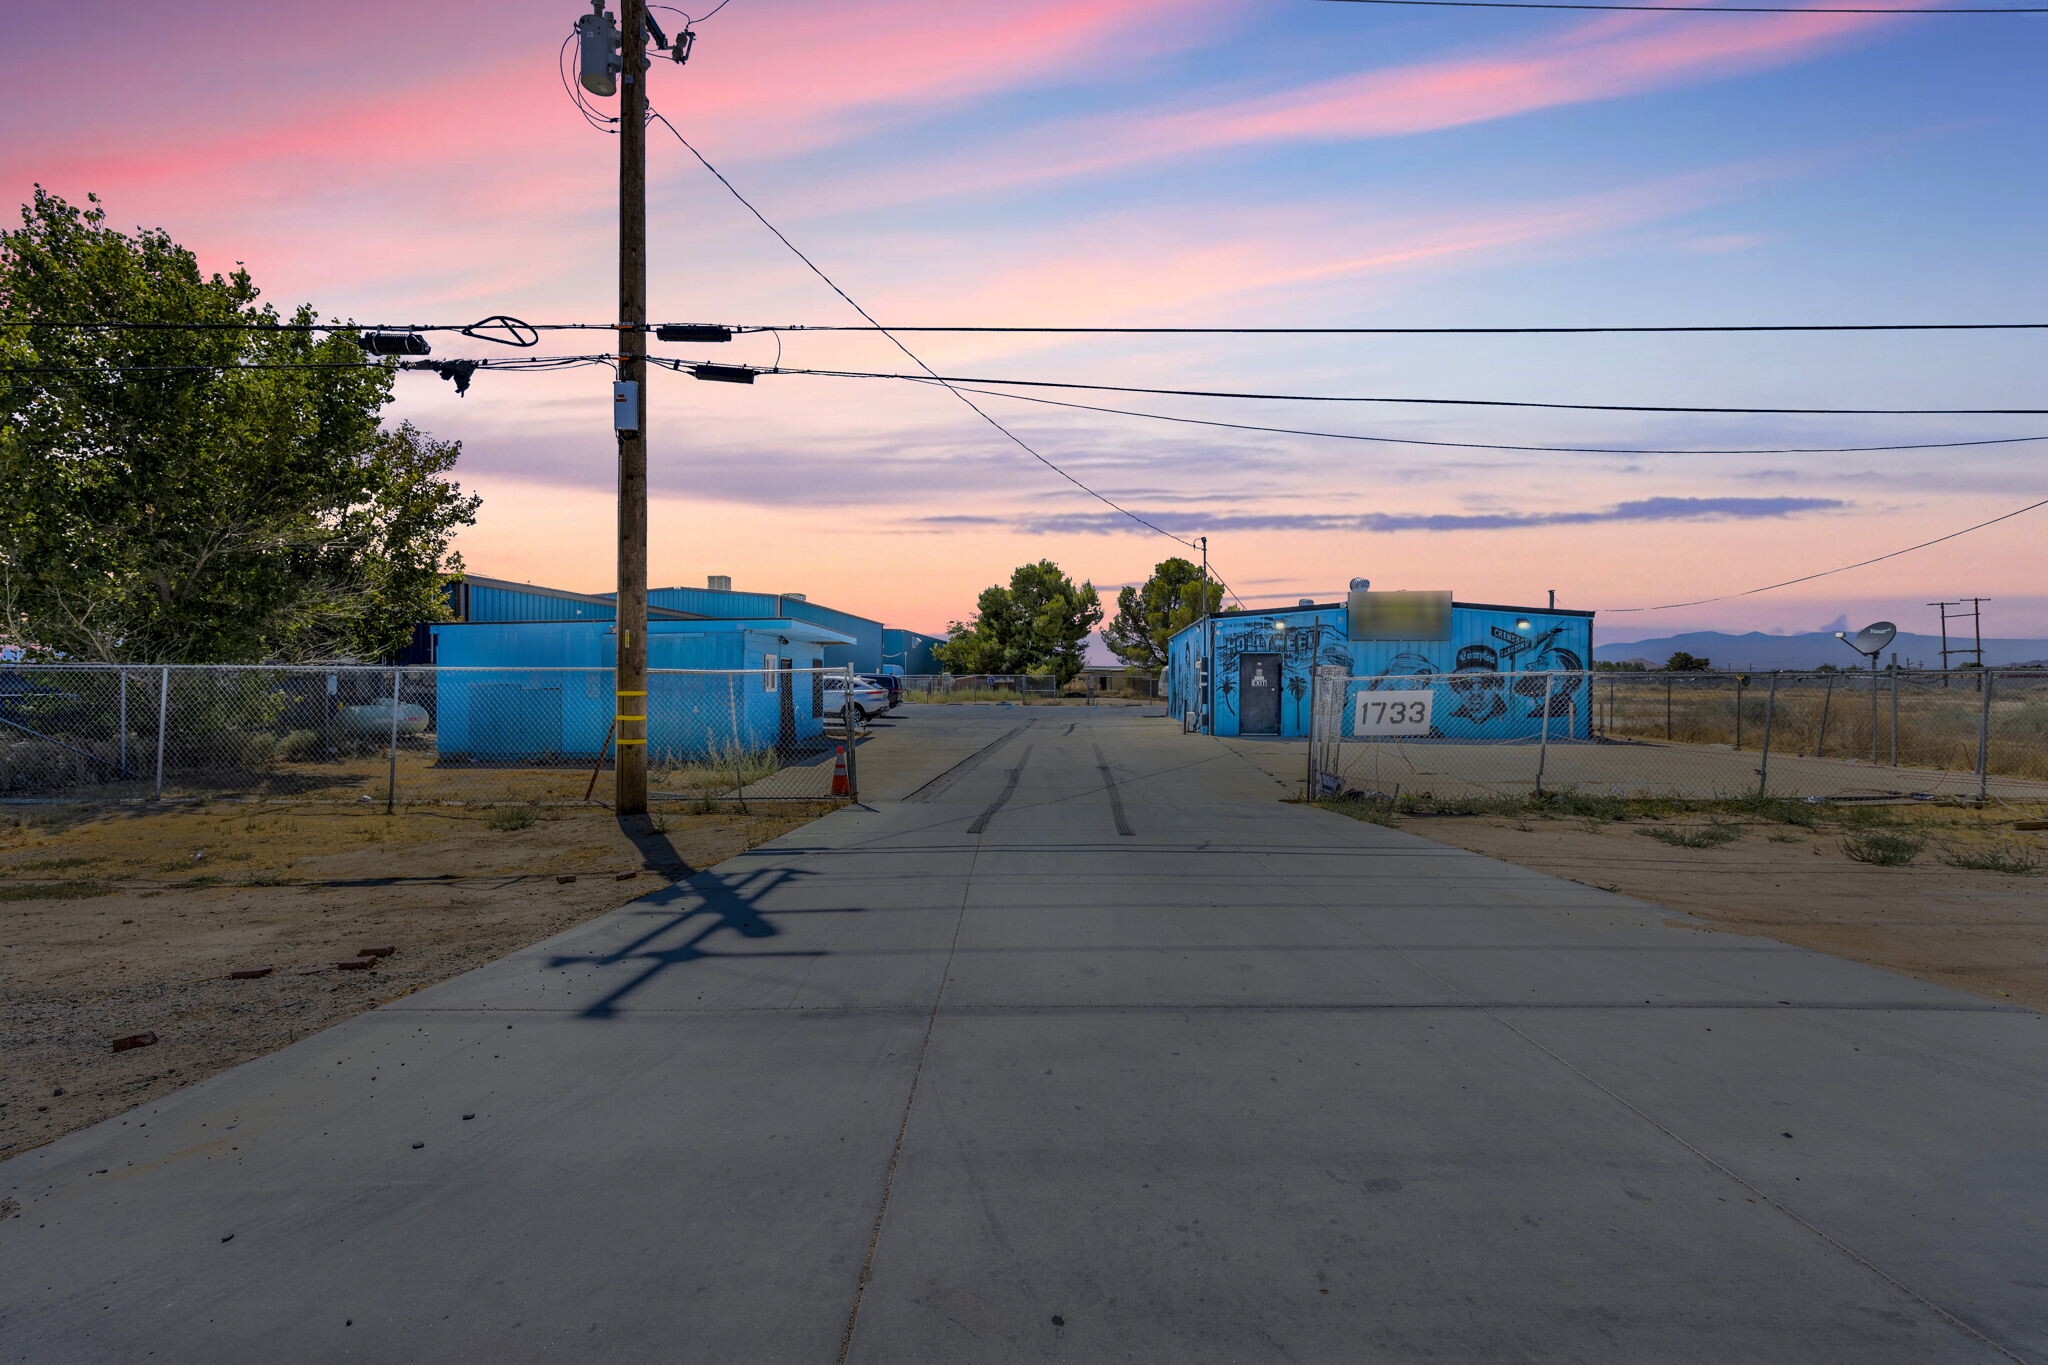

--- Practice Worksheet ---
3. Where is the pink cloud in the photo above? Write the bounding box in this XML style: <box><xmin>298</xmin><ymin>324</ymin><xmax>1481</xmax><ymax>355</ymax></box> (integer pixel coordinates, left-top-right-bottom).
<box><xmin>836</xmin><ymin>1</ymin><xmax>1921</xmax><ymax>211</ymax></box>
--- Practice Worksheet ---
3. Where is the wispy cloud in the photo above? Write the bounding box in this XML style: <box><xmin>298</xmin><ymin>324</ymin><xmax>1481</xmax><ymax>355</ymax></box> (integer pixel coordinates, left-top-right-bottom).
<box><xmin>836</xmin><ymin>4</ymin><xmax>1909</xmax><ymax>211</ymax></box>
<box><xmin>984</xmin><ymin>495</ymin><xmax>1849</xmax><ymax>536</ymax></box>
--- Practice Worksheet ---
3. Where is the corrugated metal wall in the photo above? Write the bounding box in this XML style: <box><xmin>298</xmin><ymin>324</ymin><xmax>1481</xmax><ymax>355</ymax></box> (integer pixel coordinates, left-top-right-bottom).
<box><xmin>882</xmin><ymin>629</ymin><xmax>941</xmax><ymax>675</ymax></box>
<box><xmin>466</xmin><ymin>583</ymin><xmax>618</xmax><ymax>623</ymax></box>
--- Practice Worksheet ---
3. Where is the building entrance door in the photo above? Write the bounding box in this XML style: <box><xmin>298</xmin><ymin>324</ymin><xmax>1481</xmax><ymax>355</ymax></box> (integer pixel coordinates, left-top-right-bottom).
<box><xmin>1238</xmin><ymin>652</ymin><xmax>1282</xmax><ymax>734</ymax></box>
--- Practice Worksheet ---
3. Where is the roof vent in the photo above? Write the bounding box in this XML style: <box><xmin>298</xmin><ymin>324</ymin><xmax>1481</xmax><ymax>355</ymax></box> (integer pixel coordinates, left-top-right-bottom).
<box><xmin>1348</xmin><ymin>577</ymin><xmax>1371</xmax><ymax>591</ymax></box>
<box><xmin>1297</xmin><ymin>598</ymin><xmax>1315</xmax><ymax>608</ymax></box>
<box><xmin>707</xmin><ymin>575</ymin><xmax>732</xmax><ymax>591</ymax></box>
<box><xmin>784</xmin><ymin>592</ymin><xmax>807</xmax><ymax>602</ymax></box>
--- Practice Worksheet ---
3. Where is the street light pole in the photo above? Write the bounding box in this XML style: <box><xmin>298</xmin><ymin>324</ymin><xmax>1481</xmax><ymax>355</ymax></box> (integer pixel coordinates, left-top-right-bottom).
<box><xmin>614</xmin><ymin>0</ymin><xmax>650</xmax><ymax>815</ymax></box>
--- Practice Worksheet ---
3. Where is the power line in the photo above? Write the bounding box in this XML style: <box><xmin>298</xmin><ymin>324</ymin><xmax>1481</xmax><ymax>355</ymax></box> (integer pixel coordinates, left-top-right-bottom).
<box><xmin>724</xmin><ymin>321</ymin><xmax>2048</xmax><ymax>335</ymax></box>
<box><xmin>1</xmin><ymin>317</ymin><xmax>586</xmax><ymax>340</ymax></box>
<box><xmin>1319</xmin><ymin>0</ymin><xmax>2048</xmax><ymax>12</ymax></box>
<box><xmin>647</xmin><ymin>111</ymin><xmax>1249</xmax><ymax>599</ymax></box>
<box><xmin>914</xmin><ymin>380</ymin><xmax>2048</xmax><ymax>456</ymax></box>
<box><xmin>743</xmin><ymin>363</ymin><xmax>2048</xmax><ymax>416</ymax></box>
<box><xmin>1603</xmin><ymin>496</ymin><xmax>2048</xmax><ymax>611</ymax></box>
<box><xmin>20</xmin><ymin>317</ymin><xmax>2048</xmax><ymax>337</ymax></box>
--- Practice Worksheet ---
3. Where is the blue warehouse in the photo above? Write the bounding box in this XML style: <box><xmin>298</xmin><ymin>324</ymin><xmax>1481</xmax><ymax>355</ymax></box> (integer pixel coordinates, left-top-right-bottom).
<box><xmin>430</xmin><ymin>617</ymin><xmax>852</xmax><ymax>764</ymax></box>
<box><xmin>1167</xmin><ymin>596</ymin><xmax>1595</xmax><ymax>741</ymax></box>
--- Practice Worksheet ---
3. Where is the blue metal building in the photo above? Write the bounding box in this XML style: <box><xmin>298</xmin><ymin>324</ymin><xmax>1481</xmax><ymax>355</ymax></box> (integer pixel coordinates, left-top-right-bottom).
<box><xmin>1167</xmin><ymin>598</ymin><xmax>1594</xmax><ymax>741</ymax></box>
<box><xmin>429</xmin><ymin>617</ymin><xmax>852</xmax><ymax>763</ymax></box>
<box><xmin>404</xmin><ymin>575</ymin><xmax>897</xmax><ymax>675</ymax></box>
<box><xmin>881</xmin><ymin>628</ymin><xmax>942</xmax><ymax>675</ymax></box>
<box><xmin>637</xmin><ymin>585</ymin><xmax>883</xmax><ymax>673</ymax></box>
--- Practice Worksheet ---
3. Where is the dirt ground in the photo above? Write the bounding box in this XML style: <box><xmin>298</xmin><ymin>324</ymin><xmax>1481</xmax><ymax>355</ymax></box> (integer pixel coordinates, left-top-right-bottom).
<box><xmin>1384</xmin><ymin>807</ymin><xmax>2048</xmax><ymax>1011</ymax></box>
<box><xmin>0</xmin><ymin>799</ymin><xmax>830</xmax><ymax>1160</ymax></box>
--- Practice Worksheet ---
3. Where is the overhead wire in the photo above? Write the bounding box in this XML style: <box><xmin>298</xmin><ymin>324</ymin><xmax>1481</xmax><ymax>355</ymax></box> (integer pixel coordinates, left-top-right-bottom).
<box><xmin>1</xmin><ymin>318</ymin><xmax>607</xmax><ymax>336</ymax></box>
<box><xmin>734</xmin><ymin>362</ymin><xmax>2048</xmax><ymax>416</ymax></box>
<box><xmin>18</xmin><ymin>317</ymin><xmax>2048</xmax><ymax>337</ymax></box>
<box><xmin>645</xmin><ymin>109</ymin><xmax>1248</xmax><ymax>600</ymax></box>
<box><xmin>722</xmin><ymin>320</ymin><xmax>2048</xmax><ymax>335</ymax></box>
<box><xmin>0</xmin><ymin>355</ymin><xmax>616</xmax><ymax>377</ymax></box>
<box><xmin>904</xmin><ymin>381</ymin><xmax>2048</xmax><ymax>456</ymax></box>
<box><xmin>1317</xmin><ymin>0</ymin><xmax>2048</xmax><ymax>11</ymax></box>
<box><xmin>1603</xmin><ymin>496</ymin><xmax>2048</xmax><ymax>610</ymax></box>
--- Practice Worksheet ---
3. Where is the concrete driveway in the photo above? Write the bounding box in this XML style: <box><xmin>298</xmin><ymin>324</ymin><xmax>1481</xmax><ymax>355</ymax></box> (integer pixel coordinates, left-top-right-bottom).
<box><xmin>5</xmin><ymin>706</ymin><xmax>2044</xmax><ymax>1362</ymax></box>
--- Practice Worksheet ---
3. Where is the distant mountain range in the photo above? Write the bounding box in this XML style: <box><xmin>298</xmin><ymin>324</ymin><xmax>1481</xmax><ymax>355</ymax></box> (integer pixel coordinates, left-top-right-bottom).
<box><xmin>1594</xmin><ymin>630</ymin><xmax>2048</xmax><ymax>670</ymax></box>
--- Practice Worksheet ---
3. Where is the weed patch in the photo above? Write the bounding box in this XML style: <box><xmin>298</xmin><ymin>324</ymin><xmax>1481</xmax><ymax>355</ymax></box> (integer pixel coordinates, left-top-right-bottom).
<box><xmin>1937</xmin><ymin>843</ymin><xmax>2041</xmax><ymax>875</ymax></box>
<box><xmin>0</xmin><ymin>880</ymin><xmax>116</xmax><ymax>901</ymax></box>
<box><xmin>1319</xmin><ymin>797</ymin><xmax>1399</xmax><ymax>827</ymax></box>
<box><xmin>484</xmin><ymin>805</ymin><xmax>540</xmax><ymax>832</ymax></box>
<box><xmin>1842</xmin><ymin>830</ymin><xmax>1924</xmax><ymax>865</ymax></box>
<box><xmin>1638</xmin><ymin>823</ymin><xmax>1743</xmax><ymax>849</ymax></box>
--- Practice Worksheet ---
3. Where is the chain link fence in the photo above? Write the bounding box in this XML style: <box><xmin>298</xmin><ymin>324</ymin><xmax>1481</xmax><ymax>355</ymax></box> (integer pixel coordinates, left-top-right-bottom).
<box><xmin>895</xmin><ymin>674</ymin><xmax>1063</xmax><ymax>703</ymax></box>
<box><xmin>0</xmin><ymin>665</ymin><xmax>862</xmax><ymax>806</ymax></box>
<box><xmin>1308</xmin><ymin>669</ymin><xmax>2048</xmax><ymax>804</ymax></box>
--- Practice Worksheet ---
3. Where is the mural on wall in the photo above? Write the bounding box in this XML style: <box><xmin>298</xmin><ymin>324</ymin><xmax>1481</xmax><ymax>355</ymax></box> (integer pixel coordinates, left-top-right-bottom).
<box><xmin>1169</xmin><ymin>603</ymin><xmax>1594</xmax><ymax>741</ymax></box>
<box><xmin>1210</xmin><ymin>625</ymin><xmax>1349</xmax><ymax>727</ymax></box>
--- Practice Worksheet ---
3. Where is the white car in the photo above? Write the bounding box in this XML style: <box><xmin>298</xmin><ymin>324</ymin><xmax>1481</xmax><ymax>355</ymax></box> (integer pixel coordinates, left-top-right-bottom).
<box><xmin>822</xmin><ymin>681</ymin><xmax>890</xmax><ymax>721</ymax></box>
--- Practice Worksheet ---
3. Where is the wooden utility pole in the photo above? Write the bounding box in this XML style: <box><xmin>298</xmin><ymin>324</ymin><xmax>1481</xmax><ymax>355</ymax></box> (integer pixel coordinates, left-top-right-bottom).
<box><xmin>614</xmin><ymin>0</ymin><xmax>650</xmax><ymax>814</ymax></box>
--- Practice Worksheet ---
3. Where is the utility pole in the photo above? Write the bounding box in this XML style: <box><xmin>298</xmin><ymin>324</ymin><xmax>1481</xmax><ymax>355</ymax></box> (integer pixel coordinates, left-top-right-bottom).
<box><xmin>1199</xmin><ymin>536</ymin><xmax>1213</xmax><ymax>735</ymax></box>
<box><xmin>614</xmin><ymin>0</ymin><xmax>650</xmax><ymax>815</ymax></box>
<box><xmin>1930</xmin><ymin>600</ymin><xmax>1956</xmax><ymax>672</ymax></box>
<box><xmin>1930</xmin><ymin>598</ymin><xmax>1989</xmax><ymax>682</ymax></box>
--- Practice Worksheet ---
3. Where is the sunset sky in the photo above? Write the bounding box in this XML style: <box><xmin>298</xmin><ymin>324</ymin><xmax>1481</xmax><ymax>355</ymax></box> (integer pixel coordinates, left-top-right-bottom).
<box><xmin>6</xmin><ymin>0</ymin><xmax>2044</xmax><ymax>646</ymax></box>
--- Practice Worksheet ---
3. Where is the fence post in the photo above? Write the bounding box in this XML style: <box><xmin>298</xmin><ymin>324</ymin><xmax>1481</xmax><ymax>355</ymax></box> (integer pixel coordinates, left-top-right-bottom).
<box><xmin>1868</xmin><ymin>665</ymin><xmax>1880</xmax><ymax>766</ymax></box>
<box><xmin>1816</xmin><ymin>676</ymin><xmax>1834</xmax><ymax>757</ymax></box>
<box><xmin>1534</xmin><ymin>674</ymin><xmax>1554</xmax><ymax>796</ymax></box>
<box><xmin>1733</xmin><ymin>676</ymin><xmax>1744</xmax><ymax>752</ymax></box>
<box><xmin>1303</xmin><ymin>670</ymin><xmax>1317</xmax><ymax>800</ymax></box>
<box><xmin>1976</xmin><ymin>670</ymin><xmax>1994</xmax><ymax>803</ymax></box>
<box><xmin>153</xmin><ymin>665</ymin><xmax>170</xmax><ymax>800</ymax></box>
<box><xmin>117</xmin><ymin>670</ymin><xmax>129</xmax><ymax>778</ymax></box>
<box><xmin>1889</xmin><ymin>669</ymin><xmax>1900</xmax><ymax>768</ymax></box>
<box><xmin>1757</xmin><ymin>672</ymin><xmax>1778</xmax><ymax>796</ymax></box>
<box><xmin>385</xmin><ymin>667</ymin><xmax>401</xmax><ymax>814</ymax></box>
<box><xmin>1665</xmin><ymin>676</ymin><xmax>1673</xmax><ymax>740</ymax></box>
<box><xmin>841</xmin><ymin>666</ymin><xmax>860</xmax><ymax>801</ymax></box>
<box><xmin>727</xmin><ymin>673</ymin><xmax>748</xmax><ymax>808</ymax></box>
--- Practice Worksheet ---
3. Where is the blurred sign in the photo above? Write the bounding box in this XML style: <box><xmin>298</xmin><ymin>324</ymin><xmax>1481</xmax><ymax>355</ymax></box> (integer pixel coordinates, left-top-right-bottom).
<box><xmin>1347</xmin><ymin>590</ymin><xmax>1451</xmax><ymax>641</ymax></box>
<box><xmin>1354</xmin><ymin>690</ymin><xmax>1434</xmax><ymax>735</ymax></box>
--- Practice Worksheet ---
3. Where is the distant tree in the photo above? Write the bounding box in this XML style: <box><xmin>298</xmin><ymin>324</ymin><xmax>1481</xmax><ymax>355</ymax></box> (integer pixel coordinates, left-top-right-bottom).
<box><xmin>0</xmin><ymin>188</ymin><xmax>477</xmax><ymax>663</ymax></box>
<box><xmin>935</xmin><ymin>560</ymin><xmax>1103</xmax><ymax>685</ymax></box>
<box><xmin>1663</xmin><ymin>652</ymin><xmax>1712</xmax><ymax>672</ymax></box>
<box><xmin>1813</xmin><ymin>662</ymin><xmax>1841</xmax><ymax>674</ymax></box>
<box><xmin>1101</xmin><ymin>557</ymin><xmax>1221</xmax><ymax>673</ymax></box>
<box><xmin>1593</xmin><ymin>660</ymin><xmax>1647</xmax><ymax>673</ymax></box>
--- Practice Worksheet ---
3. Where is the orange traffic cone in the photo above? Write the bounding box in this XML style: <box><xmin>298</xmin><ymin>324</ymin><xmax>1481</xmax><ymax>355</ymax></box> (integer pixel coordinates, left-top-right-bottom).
<box><xmin>830</xmin><ymin>744</ymin><xmax>851</xmax><ymax>796</ymax></box>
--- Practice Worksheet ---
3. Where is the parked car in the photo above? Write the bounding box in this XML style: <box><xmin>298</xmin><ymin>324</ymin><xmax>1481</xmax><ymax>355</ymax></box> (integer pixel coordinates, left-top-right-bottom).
<box><xmin>855</xmin><ymin>674</ymin><xmax>902</xmax><ymax>710</ymax></box>
<box><xmin>822</xmin><ymin>680</ymin><xmax>890</xmax><ymax>721</ymax></box>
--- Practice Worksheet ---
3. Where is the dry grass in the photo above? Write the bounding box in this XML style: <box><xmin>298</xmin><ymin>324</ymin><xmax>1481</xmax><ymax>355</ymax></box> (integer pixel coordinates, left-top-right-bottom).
<box><xmin>0</xmin><ymin>798</ymin><xmax>833</xmax><ymax>1158</ymax></box>
<box><xmin>1595</xmin><ymin>676</ymin><xmax>2048</xmax><ymax>783</ymax></box>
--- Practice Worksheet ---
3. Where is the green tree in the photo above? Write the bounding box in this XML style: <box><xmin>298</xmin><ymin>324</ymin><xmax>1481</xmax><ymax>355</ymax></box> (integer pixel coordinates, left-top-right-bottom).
<box><xmin>0</xmin><ymin>188</ymin><xmax>477</xmax><ymax>663</ymax></box>
<box><xmin>1663</xmin><ymin>651</ymin><xmax>1712</xmax><ymax>672</ymax></box>
<box><xmin>935</xmin><ymin>559</ymin><xmax>1103</xmax><ymax>685</ymax></box>
<box><xmin>1101</xmin><ymin>556</ymin><xmax>1220</xmax><ymax>673</ymax></box>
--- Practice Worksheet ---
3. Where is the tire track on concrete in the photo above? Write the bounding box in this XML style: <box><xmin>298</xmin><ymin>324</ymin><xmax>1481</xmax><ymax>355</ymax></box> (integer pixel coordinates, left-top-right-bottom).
<box><xmin>1091</xmin><ymin>740</ymin><xmax>1136</xmax><ymax>837</ymax></box>
<box><xmin>902</xmin><ymin>723</ymin><xmax>1030</xmax><ymax>804</ymax></box>
<box><xmin>965</xmin><ymin>745</ymin><xmax>1034</xmax><ymax>834</ymax></box>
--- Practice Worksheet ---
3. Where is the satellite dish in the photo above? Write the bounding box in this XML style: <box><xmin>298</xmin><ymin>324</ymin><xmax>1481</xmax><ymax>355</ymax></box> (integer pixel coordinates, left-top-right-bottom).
<box><xmin>1843</xmin><ymin>621</ymin><xmax>1897</xmax><ymax>657</ymax></box>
